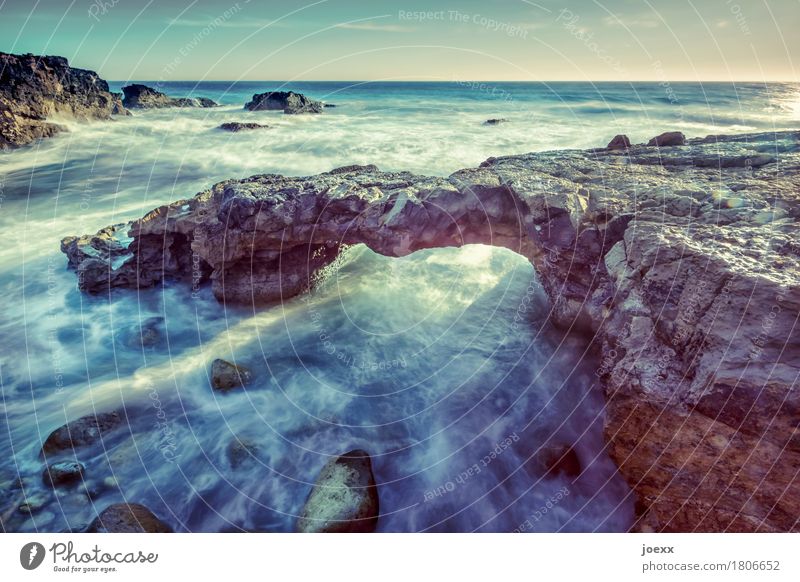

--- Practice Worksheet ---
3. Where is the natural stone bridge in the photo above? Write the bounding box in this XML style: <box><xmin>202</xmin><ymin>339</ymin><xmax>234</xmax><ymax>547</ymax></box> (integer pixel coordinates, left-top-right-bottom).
<box><xmin>62</xmin><ymin>131</ymin><xmax>800</xmax><ymax>532</ymax></box>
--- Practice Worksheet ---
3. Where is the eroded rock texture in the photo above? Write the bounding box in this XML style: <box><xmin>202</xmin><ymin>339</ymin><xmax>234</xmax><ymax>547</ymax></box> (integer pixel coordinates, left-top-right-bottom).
<box><xmin>244</xmin><ymin>90</ymin><xmax>323</xmax><ymax>114</ymax></box>
<box><xmin>0</xmin><ymin>52</ymin><xmax>129</xmax><ymax>149</ymax></box>
<box><xmin>121</xmin><ymin>84</ymin><xmax>218</xmax><ymax>109</ymax></box>
<box><xmin>62</xmin><ymin>131</ymin><xmax>800</xmax><ymax>532</ymax></box>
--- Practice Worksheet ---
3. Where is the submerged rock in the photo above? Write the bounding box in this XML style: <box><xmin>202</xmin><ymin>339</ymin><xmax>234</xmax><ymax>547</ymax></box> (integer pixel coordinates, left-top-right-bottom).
<box><xmin>0</xmin><ymin>52</ymin><xmax>130</xmax><ymax>149</ymax></box>
<box><xmin>61</xmin><ymin>130</ymin><xmax>800</xmax><ymax>532</ymax></box>
<box><xmin>41</xmin><ymin>411</ymin><xmax>123</xmax><ymax>456</ymax></box>
<box><xmin>296</xmin><ymin>450</ymin><xmax>379</xmax><ymax>533</ymax></box>
<box><xmin>647</xmin><ymin>131</ymin><xmax>686</xmax><ymax>147</ymax></box>
<box><xmin>211</xmin><ymin>358</ymin><xmax>252</xmax><ymax>390</ymax></box>
<box><xmin>217</xmin><ymin>122</ymin><xmax>271</xmax><ymax>132</ymax></box>
<box><xmin>86</xmin><ymin>503</ymin><xmax>172</xmax><ymax>533</ymax></box>
<box><xmin>42</xmin><ymin>461</ymin><xmax>85</xmax><ymax>488</ymax></box>
<box><xmin>540</xmin><ymin>445</ymin><xmax>581</xmax><ymax>478</ymax></box>
<box><xmin>244</xmin><ymin>91</ymin><xmax>323</xmax><ymax>114</ymax></box>
<box><xmin>226</xmin><ymin>438</ymin><xmax>260</xmax><ymax>469</ymax></box>
<box><xmin>121</xmin><ymin>84</ymin><xmax>218</xmax><ymax>109</ymax></box>
<box><xmin>484</xmin><ymin>118</ymin><xmax>508</xmax><ymax>125</ymax></box>
<box><xmin>123</xmin><ymin>316</ymin><xmax>164</xmax><ymax>348</ymax></box>
<box><xmin>606</xmin><ymin>134</ymin><xmax>631</xmax><ymax>150</ymax></box>
<box><xmin>18</xmin><ymin>492</ymin><xmax>49</xmax><ymax>515</ymax></box>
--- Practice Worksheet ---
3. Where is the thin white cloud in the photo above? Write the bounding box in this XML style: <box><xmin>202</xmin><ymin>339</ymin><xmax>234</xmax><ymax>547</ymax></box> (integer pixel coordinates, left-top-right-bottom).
<box><xmin>170</xmin><ymin>17</ymin><xmax>290</xmax><ymax>29</ymax></box>
<box><xmin>336</xmin><ymin>22</ymin><xmax>414</xmax><ymax>33</ymax></box>
<box><xmin>602</xmin><ymin>15</ymin><xmax>659</xmax><ymax>29</ymax></box>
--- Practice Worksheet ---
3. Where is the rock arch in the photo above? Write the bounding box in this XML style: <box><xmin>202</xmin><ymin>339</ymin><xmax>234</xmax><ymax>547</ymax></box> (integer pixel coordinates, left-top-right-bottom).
<box><xmin>62</xmin><ymin>162</ymin><xmax>609</xmax><ymax>328</ymax></box>
<box><xmin>61</xmin><ymin>131</ymin><xmax>800</xmax><ymax>532</ymax></box>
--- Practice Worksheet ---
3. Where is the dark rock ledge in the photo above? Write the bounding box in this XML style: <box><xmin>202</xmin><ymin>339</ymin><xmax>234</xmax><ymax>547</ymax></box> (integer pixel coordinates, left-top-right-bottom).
<box><xmin>61</xmin><ymin>130</ymin><xmax>800</xmax><ymax>532</ymax></box>
<box><xmin>217</xmin><ymin>122</ymin><xmax>271</xmax><ymax>132</ymax></box>
<box><xmin>121</xmin><ymin>84</ymin><xmax>218</xmax><ymax>109</ymax></box>
<box><xmin>244</xmin><ymin>91</ymin><xmax>323</xmax><ymax>114</ymax></box>
<box><xmin>0</xmin><ymin>52</ymin><xmax>130</xmax><ymax>149</ymax></box>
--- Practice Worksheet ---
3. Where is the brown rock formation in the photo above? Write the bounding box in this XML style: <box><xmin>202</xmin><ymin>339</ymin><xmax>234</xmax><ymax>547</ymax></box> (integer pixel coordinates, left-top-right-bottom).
<box><xmin>61</xmin><ymin>131</ymin><xmax>800</xmax><ymax>532</ymax></box>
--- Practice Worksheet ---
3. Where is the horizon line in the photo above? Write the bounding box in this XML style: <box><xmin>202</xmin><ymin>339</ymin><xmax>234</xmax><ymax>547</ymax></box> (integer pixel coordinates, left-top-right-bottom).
<box><xmin>108</xmin><ymin>79</ymin><xmax>800</xmax><ymax>84</ymax></box>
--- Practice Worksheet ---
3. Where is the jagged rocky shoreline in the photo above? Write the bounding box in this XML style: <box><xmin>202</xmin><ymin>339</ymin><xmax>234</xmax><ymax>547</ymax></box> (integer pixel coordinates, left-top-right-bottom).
<box><xmin>0</xmin><ymin>52</ymin><xmax>129</xmax><ymax>149</ymax></box>
<box><xmin>0</xmin><ymin>51</ymin><xmax>325</xmax><ymax>150</ymax></box>
<box><xmin>62</xmin><ymin>130</ymin><xmax>800</xmax><ymax>532</ymax></box>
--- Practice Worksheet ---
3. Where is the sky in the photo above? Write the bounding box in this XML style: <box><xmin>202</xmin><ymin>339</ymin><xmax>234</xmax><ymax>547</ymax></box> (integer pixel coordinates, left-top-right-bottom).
<box><xmin>0</xmin><ymin>0</ymin><xmax>798</xmax><ymax>82</ymax></box>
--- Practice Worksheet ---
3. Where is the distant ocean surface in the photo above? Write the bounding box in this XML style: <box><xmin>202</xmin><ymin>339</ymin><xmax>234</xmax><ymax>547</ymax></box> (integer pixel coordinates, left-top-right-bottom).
<box><xmin>0</xmin><ymin>81</ymin><xmax>797</xmax><ymax>533</ymax></box>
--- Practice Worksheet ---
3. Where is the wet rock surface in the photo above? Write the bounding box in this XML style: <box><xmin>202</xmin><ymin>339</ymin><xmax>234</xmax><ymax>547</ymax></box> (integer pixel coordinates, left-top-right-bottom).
<box><xmin>86</xmin><ymin>503</ymin><xmax>173</xmax><ymax>533</ymax></box>
<box><xmin>0</xmin><ymin>52</ymin><xmax>129</xmax><ymax>149</ymax></box>
<box><xmin>121</xmin><ymin>84</ymin><xmax>218</xmax><ymax>109</ymax></box>
<box><xmin>41</xmin><ymin>411</ymin><xmax>124</xmax><ymax>456</ymax></box>
<box><xmin>62</xmin><ymin>130</ymin><xmax>800</xmax><ymax>532</ymax></box>
<box><xmin>296</xmin><ymin>450</ymin><xmax>379</xmax><ymax>533</ymax></box>
<box><xmin>226</xmin><ymin>438</ymin><xmax>260</xmax><ymax>469</ymax></box>
<box><xmin>540</xmin><ymin>445</ymin><xmax>581</xmax><ymax>478</ymax></box>
<box><xmin>606</xmin><ymin>134</ymin><xmax>631</xmax><ymax>149</ymax></box>
<box><xmin>647</xmin><ymin>130</ymin><xmax>686</xmax><ymax>147</ymax></box>
<box><xmin>211</xmin><ymin>358</ymin><xmax>252</xmax><ymax>390</ymax></box>
<box><xmin>244</xmin><ymin>90</ymin><xmax>323</xmax><ymax>114</ymax></box>
<box><xmin>217</xmin><ymin>122</ymin><xmax>271</xmax><ymax>132</ymax></box>
<box><xmin>42</xmin><ymin>461</ymin><xmax>85</xmax><ymax>488</ymax></box>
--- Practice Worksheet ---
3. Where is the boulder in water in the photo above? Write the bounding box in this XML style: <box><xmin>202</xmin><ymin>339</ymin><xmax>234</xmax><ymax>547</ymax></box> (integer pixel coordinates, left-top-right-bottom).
<box><xmin>540</xmin><ymin>444</ymin><xmax>581</xmax><ymax>478</ymax></box>
<box><xmin>17</xmin><ymin>492</ymin><xmax>49</xmax><ymax>515</ymax></box>
<box><xmin>217</xmin><ymin>122</ymin><xmax>271</xmax><ymax>132</ymax></box>
<box><xmin>226</xmin><ymin>437</ymin><xmax>260</xmax><ymax>469</ymax></box>
<box><xmin>86</xmin><ymin>503</ymin><xmax>172</xmax><ymax>533</ymax></box>
<box><xmin>211</xmin><ymin>358</ymin><xmax>252</xmax><ymax>390</ymax></box>
<box><xmin>42</xmin><ymin>461</ymin><xmax>85</xmax><ymax>488</ymax></box>
<box><xmin>296</xmin><ymin>449</ymin><xmax>379</xmax><ymax>533</ymax></box>
<box><xmin>41</xmin><ymin>411</ymin><xmax>123</xmax><ymax>456</ymax></box>
<box><xmin>122</xmin><ymin>84</ymin><xmax>218</xmax><ymax>109</ymax></box>
<box><xmin>484</xmin><ymin>118</ymin><xmax>508</xmax><ymax>125</ymax></box>
<box><xmin>244</xmin><ymin>91</ymin><xmax>323</xmax><ymax>114</ymax></box>
<box><xmin>124</xmin><ymin>316</ymin><xmax>164</xmax><ymax>348</ymax></box>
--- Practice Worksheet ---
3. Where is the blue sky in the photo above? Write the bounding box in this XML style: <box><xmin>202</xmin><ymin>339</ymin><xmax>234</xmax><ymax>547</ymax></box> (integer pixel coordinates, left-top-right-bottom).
<box><xmin>1</xmin><ymin>0</ymin><xmax>797</xmax><ymax>81</ymax></box>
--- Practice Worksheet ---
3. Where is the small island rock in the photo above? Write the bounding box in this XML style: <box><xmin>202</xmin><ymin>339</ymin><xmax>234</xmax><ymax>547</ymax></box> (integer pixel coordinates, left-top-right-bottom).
<box><xmin>211</xmin><ymin>358</ymin><xmax>252</xmax><ymax>390</ymax></box>
<box><xmin>296</xmin><ymin>449</ymin><xmax>379</xmax><ymax>533</ymax></box>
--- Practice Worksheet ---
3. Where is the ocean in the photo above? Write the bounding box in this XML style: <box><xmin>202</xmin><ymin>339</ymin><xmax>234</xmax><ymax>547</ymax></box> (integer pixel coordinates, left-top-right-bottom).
<box><xmin>0</xmin><ymin>81</ymin><xmax>797</xmax><ymax>532</ymax></box>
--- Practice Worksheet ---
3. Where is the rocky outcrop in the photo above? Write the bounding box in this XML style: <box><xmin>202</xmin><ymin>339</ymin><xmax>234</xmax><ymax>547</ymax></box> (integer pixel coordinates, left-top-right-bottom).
<box><xmin>0</xmin><ymin>52</ymin><xmax>129</xmax><ymax>149</ymax></box>
<box><xmin>244</xmin><ymin>91</ymin><xmax>323</xmax><ymax>114</ymax></box>
<box><xmin>606</xmin><ymin>134</ymin><xmax>631</xmax><ymax>150</ymax></box>
<box><xmin>217</xmin><ymin>122</ymin><xmax>270</xmax><ymax>132</ymax></box>
<box><xmin>647</xmin><ymin>131</ymin><xmax>686</xmax><ymax>147</ymax></box>
<box><xmin>121</xmin><ymin>84</ymin><xmax>218</xmax><ymax>109</ymax></box>
<box><xmin>86</xmin><ymin>503</ymin><xmax>172</xmax><ymax>533</ymax></box>
<box><xmin>60</xmin><ymin>130</ymin><xmax>800</xmax><ymax>532</ymax></box>
<box><xmin>41</xmin><ymin>411</ymin><xmax>124</xmax><ymax>456</ymax></box>
<box><xmin>296</xmin><ymin>450</ymin><xmax>379</xmax><ymax>533</ymax></box>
